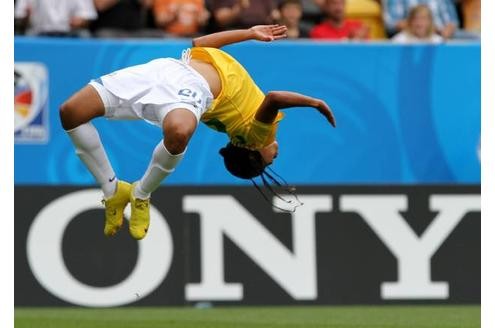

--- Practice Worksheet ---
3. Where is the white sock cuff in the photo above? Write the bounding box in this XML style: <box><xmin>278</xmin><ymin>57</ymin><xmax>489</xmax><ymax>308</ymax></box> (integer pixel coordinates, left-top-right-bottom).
<box><xmin>66</xmin><ymin>122</ymin><xmax>94</xmax><ymax>134</ymax></box>
<box><xmin>66</xmin><ymin>123</ymin><xmax>99</xmax><ymax>150</ymax></box>
<box><xmin>134</xmin><ymin>141</ymin><xmax>186</xmax><ymax>198</ymax></box>
<box><xmin>154</xmin><ymin>142</ymin><xmax>186</xmax><ymax>171</ymax></box>
<box><xmin>66</xmin><ymin>122</ymin><xmax>117</xmax><ymax>198</ymax></box>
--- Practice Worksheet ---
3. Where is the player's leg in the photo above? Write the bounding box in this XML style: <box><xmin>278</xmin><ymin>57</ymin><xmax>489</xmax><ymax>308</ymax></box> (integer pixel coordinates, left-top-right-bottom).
<box><xmin>59</xmin><ymin>84</ymin><xmax>131</xmax><ymax>236</ymax></box>
<box><xmin>59</xmin><ymin>85</ymin><xmax>105</xmax><ymax>130</ymax></box>
<box><xmin>129</xmin><ymin>108</ymin><xmax>197</xmax><ymax>240</ymax></box>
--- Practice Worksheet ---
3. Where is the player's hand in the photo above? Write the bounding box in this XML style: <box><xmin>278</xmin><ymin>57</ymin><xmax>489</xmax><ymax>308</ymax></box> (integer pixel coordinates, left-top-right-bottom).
<box><xmin>314</xmin><ymin>99</ymin><xmax>336</xmax><ymax>127</ymax></box>
<box><xmin>250</xmin><ymin>24</ymin><xmax>288</xmax><ymax>42</ymax></box>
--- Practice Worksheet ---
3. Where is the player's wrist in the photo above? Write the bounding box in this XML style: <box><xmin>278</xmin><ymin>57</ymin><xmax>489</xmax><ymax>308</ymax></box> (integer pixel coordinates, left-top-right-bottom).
<box><xmin>247</xmin><ymin>27</ymin><xmax>257</xmax><ymax>40</ymax></box>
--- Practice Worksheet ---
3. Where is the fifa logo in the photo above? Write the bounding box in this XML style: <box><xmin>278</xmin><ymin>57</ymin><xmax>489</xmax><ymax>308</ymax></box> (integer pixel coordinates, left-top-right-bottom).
<box><xmin>14</xmin><ymin>62</ymin><xmax>49</xmax><ymax>143</ymax></box>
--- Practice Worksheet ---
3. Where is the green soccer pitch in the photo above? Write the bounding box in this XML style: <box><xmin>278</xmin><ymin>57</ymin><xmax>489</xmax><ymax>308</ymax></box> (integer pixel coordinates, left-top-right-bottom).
<box><xmin>15</xmin><ymin>305</ymin><xmax>480</xmax><ymax>328</ymax></box>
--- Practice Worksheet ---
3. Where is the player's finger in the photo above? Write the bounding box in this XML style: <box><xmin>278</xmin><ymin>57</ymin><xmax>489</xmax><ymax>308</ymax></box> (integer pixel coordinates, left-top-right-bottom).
<box><xmin>271</xmin><ymin>25</ymin><xmax>286</xmax><ymax>31</ymax></box>
<box><xmin>327</xmin><ymin>107</ymin><xmax>336</xmax><ymax>127</ymax></box>
<box><xmin>318</xmin><ymin>101</ymin><xmax>336</xmax><ymax>127</ymax></box>
<box><xmin>329</xmin><ymin>115</ymin><xmax>336</xmax><ymax>127</ymax></box>
<box><xmin>273</xmin><ymin>30</ymin><xmax>287</xmax><ymax>37</ymax></box>
<box><xmin>273</xmin><ymin>34</ymin><xmax>287</xmax><ymax>40</ymax></box>
<box><xmin>272</xmin><ymin>25</ymin><xmax>287</xmax><ymax>34</ymax></box>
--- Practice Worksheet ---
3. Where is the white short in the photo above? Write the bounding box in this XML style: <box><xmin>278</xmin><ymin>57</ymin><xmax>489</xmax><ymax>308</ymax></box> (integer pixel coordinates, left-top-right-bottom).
<box><xmin>89</xmin><ymin>58</ymin><xmax>213</xmax><ymax>127</ymax></box>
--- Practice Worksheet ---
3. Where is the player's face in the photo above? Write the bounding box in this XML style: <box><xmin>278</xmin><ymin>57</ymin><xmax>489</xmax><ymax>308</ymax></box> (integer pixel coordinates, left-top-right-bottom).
<box><xmin>259</xmin><ymin>141</ymin><xmax>279</xmax><ymax>165</ymax></box>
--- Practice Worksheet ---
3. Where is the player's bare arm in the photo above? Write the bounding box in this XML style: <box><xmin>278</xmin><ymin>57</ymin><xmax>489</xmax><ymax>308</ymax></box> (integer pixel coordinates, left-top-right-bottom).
<box><xmin>192</xmin><ymin>24</ymin><xmax>288</xmax><ymax>48</ymax></box>
<box><xmin>255</xmin><ymin>91</ymin><xmax>337</xmax><ymax>127</ymax></box>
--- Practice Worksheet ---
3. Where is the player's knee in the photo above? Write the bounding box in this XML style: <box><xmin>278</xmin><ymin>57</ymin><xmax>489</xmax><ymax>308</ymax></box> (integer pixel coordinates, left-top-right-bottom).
<box><xmin>163</xmin><ymin>110</ymin><xmax>197</xmax><ymax>154</ymax></box>
<box><xmin>59</xmin><ymin>101</ymin><xmax>76</xmax><ymax>130</ymax></box>
<box><xmin>164</xmin><ymin>125</ymin><xmax>194</xmax><ymax>154</ymax></box>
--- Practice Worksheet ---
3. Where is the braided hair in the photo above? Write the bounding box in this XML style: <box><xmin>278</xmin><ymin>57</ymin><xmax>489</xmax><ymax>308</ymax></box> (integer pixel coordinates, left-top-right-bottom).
<box><xmin>219</xmin><ymin>142</ymin><xmax>303</xmax><ymax>212</ymax></box>
<box><xmin>219</xmin><ymin>143</ymin><xmax>265</xmax><ymax>179</ymax></box>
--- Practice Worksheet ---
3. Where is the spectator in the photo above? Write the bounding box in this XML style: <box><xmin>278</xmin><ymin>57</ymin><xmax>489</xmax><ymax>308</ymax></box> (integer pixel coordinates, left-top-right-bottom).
<box><xmin>153</xmin><ymin>0</ymin><xmax>210</xmax><ymax>37</ymax></box>
<box><xmin>382</xmin><ymin>0</ymin><xmax>458</xmax><ymax>39</ymax></box>
<box><xmin>310</xmin><ymin>0</ymin><xmax>369</xmax><ymax>40</ymax></box>
<box><xmin>210</xmin><ymin>0</ymin><xmax>277</xmax><ymax>30</ymax></box>
<box><xmin>392</xmin><ymin>4</ymin><xmax>443</xmax><ymax>43</ymax></box>
<box><xmin>91</xmin><ymin>0</ymin><xmax>158</xmax><ymax>38</ymax></box>
<box><xmin>277</xmin><ymin>0</ymin><xmax>311</xmax><ymax>38</ymax></box>
<box><xmin>14</xmin><ymin>0</ymin><xmax>97</xmax><ymax>36</ymax></box>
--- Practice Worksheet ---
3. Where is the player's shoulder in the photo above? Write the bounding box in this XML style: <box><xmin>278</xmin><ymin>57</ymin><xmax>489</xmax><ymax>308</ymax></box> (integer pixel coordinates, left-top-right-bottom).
<box><xmin>194</xmin><ymin>46</ymin><xmax>229</xmax><ymax>55</ymax></box>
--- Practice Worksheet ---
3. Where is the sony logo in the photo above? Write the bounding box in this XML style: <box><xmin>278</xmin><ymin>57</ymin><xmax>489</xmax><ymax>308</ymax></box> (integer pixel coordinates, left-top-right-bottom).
<box><xmin>26</xmin><ymin>190</ymin><xmax>480</xmax><ymax>307</ymax></box>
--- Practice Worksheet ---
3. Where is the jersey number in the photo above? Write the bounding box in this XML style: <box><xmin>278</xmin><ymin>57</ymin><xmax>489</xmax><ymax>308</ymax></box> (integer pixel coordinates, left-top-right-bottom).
<box><xmin>178</xmin><ymin>88</ymin><xmax>202</xmax><ymax>104</ymax></box>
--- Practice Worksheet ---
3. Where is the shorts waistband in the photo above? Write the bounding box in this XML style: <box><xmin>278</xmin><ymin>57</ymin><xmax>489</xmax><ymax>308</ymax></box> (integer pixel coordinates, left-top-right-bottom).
<box><xmin>169</xmin><ymin>57</ymin><xmax>212</xmax><ymax>96</ymax></box>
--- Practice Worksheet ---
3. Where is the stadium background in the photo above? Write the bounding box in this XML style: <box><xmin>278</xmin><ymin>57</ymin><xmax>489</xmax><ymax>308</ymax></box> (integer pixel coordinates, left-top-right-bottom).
<box><xmin>14</xmin><ymin>31</ymin><xmax>480</xmax><ymax>328</ymax></box>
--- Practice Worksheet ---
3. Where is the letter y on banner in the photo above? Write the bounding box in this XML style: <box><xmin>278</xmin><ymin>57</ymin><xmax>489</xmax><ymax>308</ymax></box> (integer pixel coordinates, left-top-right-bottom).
<box><xmin>341</xmin><ymin>194</ymin><xmax>480</xmax><ymax>300</ymax></box>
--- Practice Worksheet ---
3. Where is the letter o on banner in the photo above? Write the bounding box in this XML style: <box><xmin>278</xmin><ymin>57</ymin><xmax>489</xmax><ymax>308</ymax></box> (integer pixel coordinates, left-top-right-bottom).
<box><xmin>26</xmin><ymin>189</ymin><xmax>173</xmax><ymax>307</ymax></box>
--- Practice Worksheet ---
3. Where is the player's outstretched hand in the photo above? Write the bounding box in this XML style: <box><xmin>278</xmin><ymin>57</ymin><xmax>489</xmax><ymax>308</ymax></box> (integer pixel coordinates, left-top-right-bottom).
<box><xmin>250</xmin><ymin>25</ymin><xmax>288</xmax><ymax>42</ymax></box>
<box><xmin>314</xmin><ymin>99</ymin><xmax>336</xmax><ymax>127</ymax></box>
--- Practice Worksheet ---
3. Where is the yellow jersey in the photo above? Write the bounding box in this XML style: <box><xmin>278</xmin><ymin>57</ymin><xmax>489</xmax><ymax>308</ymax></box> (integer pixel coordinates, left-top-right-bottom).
<box><xmin>191</xmin><ymin>47</ymin><xmax>283</xmax><ymax>150</ymax></box>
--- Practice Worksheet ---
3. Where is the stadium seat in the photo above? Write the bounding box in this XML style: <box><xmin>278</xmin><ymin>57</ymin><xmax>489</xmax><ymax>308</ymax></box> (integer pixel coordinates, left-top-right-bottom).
<box><xmin>345</xmin><ymin>0</ymin><xmax>385</xmax><ymax>39</ymax></box>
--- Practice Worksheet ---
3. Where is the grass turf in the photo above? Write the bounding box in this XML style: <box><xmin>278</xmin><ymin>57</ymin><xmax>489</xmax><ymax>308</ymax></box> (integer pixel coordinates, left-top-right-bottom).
<box><xmin>15</xmin><ymin>305</ymin><xmax>480</xmax><ymax>328</ymax></box>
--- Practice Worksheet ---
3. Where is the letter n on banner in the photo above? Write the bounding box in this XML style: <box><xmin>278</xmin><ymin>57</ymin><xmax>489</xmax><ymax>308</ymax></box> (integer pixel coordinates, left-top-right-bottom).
<box><xmin>183</xmin><ymin>195</ymin><xmax>332</xmax><ymax>301</ymax></box>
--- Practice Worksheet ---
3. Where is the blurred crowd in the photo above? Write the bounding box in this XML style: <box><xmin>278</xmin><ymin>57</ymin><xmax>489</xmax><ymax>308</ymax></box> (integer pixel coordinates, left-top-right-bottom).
<box><xmin>14</xmin><ymin>0</ymin><xmax>480</xmax><ymax>42</ymax></box>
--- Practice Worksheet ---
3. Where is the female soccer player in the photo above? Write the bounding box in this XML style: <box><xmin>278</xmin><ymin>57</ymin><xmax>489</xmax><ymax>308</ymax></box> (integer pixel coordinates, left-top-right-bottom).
<box><xmin>59</xmin><ymin>24</ymin><xmax>336</xmax><ymax>240</ymax></box>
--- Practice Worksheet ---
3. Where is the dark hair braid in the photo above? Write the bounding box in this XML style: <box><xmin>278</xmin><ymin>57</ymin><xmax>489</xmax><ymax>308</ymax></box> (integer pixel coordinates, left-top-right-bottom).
<box><xmin>220</xmin><ymin>142</ymin><xmax>303</xmax><ymax>212</ymax></box>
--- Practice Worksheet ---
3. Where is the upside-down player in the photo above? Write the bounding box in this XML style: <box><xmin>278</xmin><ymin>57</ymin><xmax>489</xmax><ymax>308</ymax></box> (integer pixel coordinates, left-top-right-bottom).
<box><xmin>59</xmin><ymin>24</ymin><xmax>336</xmax><ymax>240</ymax></box>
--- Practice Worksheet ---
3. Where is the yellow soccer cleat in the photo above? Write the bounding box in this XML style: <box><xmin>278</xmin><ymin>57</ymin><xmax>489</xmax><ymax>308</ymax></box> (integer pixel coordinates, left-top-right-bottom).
<box><xmin>102</xmin><ymin>180</ymin><xmax>131</xmax><ymax>237</ymax></box>
<box><xmin>129</xmin><ymin>182</ymin><xmax>151</xmax><ymax>240</ymax></box>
